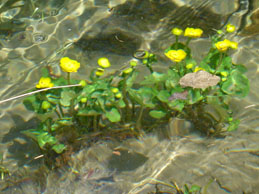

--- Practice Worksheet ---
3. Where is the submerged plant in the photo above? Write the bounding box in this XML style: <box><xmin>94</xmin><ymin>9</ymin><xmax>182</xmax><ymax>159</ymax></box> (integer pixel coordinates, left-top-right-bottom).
<box><xmin>19</xmin><ymin>24</ymin><xmax>249</xmax><ymax>156</ymax></box>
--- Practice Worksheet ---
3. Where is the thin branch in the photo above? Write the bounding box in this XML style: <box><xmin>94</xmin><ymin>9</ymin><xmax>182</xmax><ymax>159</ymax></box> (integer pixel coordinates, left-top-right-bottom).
<box><xmin>0</xmin><ymin>84</ymin><xmax>81</xmax><ymax>104</ymax></box>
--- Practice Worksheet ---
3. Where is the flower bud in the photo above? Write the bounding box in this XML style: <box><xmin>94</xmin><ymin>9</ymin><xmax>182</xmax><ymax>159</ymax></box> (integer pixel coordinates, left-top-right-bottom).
<box><xmin>226</xmin><ymin>24</ymin><xmax>235</xmax><ymax>33</ymax></box>
<box><xmin>41</xmin><ymin>101</ymin><xmax>51</xmax><ymax>110</ymax></box>
<box><xmin>80</xmin><ymin>97</ymin><xmax>87</xmax><ymax>103</ymax></box>
<box><xmin>98</xmin><ymin>57</ymin><xmax>111</xmax><ymax>68</ymax></box>
<box><xmin>115</xmin><ymin>92</ymin><xmax>122</xmax><ymax>98</ymax></box>
<box><xmin>130</xmin><ymin>60</ymin><xmax>137</xmax><ymax>67</ymax></box>
<box><xmin>123</xmin><ymin>67</ymin><xmax>133</xmax><ymax>74</ymax></box>
<box><xmin>186</xmin><ymin>63</ymin><xmax>194</xmax><ymax>69</ymax></box>
<box><xmin>111</xmin><ymin>88</ymin><xmax>119</xmax><ymax>93</ymax></box>
<box><xmin>95</xmin><ymin>68</ymin><xmax>104</xmax><ymax>76</ymax></box>
<box><xmin>79</xmin><ymin>80</ymin><xmax>86</xmax><ymax>87</ymax></box>
<box><xmin>172</xmin><ymin>27</ymin><xmax>183</xmax><ymax>36</ymax></box>
<box><xmin>220</xmin><ymin>71</ymin><xmax>228</xmax><ymax>77</ymax></box>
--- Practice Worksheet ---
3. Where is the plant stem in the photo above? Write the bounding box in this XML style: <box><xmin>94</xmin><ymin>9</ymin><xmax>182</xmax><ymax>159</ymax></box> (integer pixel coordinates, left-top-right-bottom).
<box><xmin>217</xmin><ymin>52</ymin><xmax>224</xmax><ymax>67</ymax></box>
<box><xmin>67</xmin><ymin>72</ymin><xmax>71</xmax><ymax>85</ymax></box>
<box><xmin>93</xmin><ymin>115</ymin><xmax>98</xmax><ymax>131</ymax></box>
<box><xmin>146</xmin><ymin>63</ymin><xmax>153</xmax><ymax>74</ymax></box>
<box><xmin>175</xmin><ymin>36</ymin><xmax>179</xmax><ymax>49</ymax></box>
<box><xmin>122</xmin><ymin>76</ymin><xmax>131</xmax><ymax>122</ymax></box>
<box><xmin>185</xmin><ymin>37</ymin><xmax>191</xmax><ymax>46</ymax></box>
<box><xmin>55</xmin><ymin>108</ymin><xmax>62</xmax><ymax>119</ymax></box>
<box><xmin>136</xmin><ymin>105</ymin><xmax>144</xmax><ymax>130</ymax></box>
<box><xmin>58</xmin><ymin>104</ymin><xmax>64</xmax><ymax>118</ymax></box>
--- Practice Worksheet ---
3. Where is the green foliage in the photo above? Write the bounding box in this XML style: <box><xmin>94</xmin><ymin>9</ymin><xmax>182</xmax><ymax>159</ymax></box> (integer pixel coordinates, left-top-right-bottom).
<box><xmin>22</xmin><ymin>25</ymin><xmax>249</xmax><ymax>155</ymax></box>
<box><xmin>221</xmin><ymin>69</ymin><xmax>249</xmax><ymax>97</ymax></box>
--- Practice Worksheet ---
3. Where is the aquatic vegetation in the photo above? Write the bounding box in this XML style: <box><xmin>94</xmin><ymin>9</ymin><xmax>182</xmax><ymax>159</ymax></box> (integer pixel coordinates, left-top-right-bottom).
<box><xmin>0</xmin><ymin>153</ymin><xmax>10</xmax><ymax>180</ymax></box>
<box><xmin>146</xmin><ymin>178</ymin><xmax>201</xmax><ymax>194</ymax></box>
<box><xmin>20</xmin><ymin>24</ymin><xmax>249</xmax><ymax>156</ymax></box>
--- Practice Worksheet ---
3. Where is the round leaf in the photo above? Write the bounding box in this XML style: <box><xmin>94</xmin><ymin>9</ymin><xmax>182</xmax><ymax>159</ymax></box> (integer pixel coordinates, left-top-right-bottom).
<box><xmin>149</xmin><ymin>110</ymin><xmax>167</xmax><ymax>119</ymax></box>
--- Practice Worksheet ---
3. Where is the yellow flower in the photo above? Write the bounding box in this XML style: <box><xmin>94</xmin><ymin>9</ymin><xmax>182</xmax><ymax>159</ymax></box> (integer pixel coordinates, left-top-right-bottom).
<box><xmin>36</xmin><ymin>77</ymin><xmax>54</xmax><ymax>88</ymax></box>
<box><xmin>98</xmin><ymin>57</ymin><xmax>111</xmax><ymax>68</ymax></box>
<box><xmin>186</xmin><ymin>63</ymin><xmax>194</xmax><ymax>69</ymax></box>
<box><xmin>194</xmin><ymin>67</ymin><xmax>205</xmax><ymax>72</ymax></box>
<box><xmin>215</xmin><ymin>39</ymin><xmax>230</xmax><ymax>52</ymax></box>
<box><xmin>184</xmin><ymin>27</ymin><xmax>203</xmax><ymax>38</ymax></box>
<box><xmin>165</xmin><ymin>49</ymin><xmax>187</xmax><ymax>62</ymax></box>
<box><xmin>229</xmin><ymin>41</ymin><xmax>238</xmax><ymax>49</ymax></box>
<box><xmin>123</xmin><ymin>67</ymin><xmax>133</xmax><ymax>74</ymax></box>
<box><xmin>172</xmin><ymin>28</ymin><xmax>183</xmax><ymax>36</ymax></box>
<box><xmin>60</xmin><ymin>57</ymin><xmax>80</xmax><ymax>73</ymax></box>
<box><xmin>95</xmin><ymin>68</ymin><xmax>104</xmax><ymax>76</ymax></box>
<box><xmin>226</xmin><ymin>24</ymin><xmax>235</xmax><ymax>33</ymax></box>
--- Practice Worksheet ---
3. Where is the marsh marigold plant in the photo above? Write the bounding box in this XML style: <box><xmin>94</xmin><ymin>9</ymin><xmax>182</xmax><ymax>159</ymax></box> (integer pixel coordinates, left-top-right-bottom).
<box><xmin>21</xmin><ymin>23</ymin><xmax>249</xmax><ymax>156</ymax></box>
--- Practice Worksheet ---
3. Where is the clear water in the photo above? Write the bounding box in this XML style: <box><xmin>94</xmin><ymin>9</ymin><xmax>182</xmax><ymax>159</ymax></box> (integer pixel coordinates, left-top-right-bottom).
<box><xmin>0</xmin><ymin>0</ymin><xmax>259</xmax><ymax>193</ymax></box>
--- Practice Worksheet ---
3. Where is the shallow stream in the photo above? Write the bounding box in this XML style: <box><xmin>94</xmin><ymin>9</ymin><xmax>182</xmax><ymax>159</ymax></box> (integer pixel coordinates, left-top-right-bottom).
<box><xmin>0</xmin><ymin>0</ymin><xmax>259</xmax><ymax>193</ymax></box>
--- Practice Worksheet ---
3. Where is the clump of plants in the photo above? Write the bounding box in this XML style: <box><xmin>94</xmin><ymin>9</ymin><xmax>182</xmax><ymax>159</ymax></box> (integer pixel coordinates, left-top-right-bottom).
<box><xmin>22</xmin><ymin>24</ymin><xmax>249</xmax><ymax>155</ymax></box>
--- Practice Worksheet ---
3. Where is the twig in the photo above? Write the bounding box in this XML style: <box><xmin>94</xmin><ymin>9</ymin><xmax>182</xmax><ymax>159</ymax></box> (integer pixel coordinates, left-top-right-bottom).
<box><xmin>0</xmin><ymin>84</ymin><xmax>81</xmax><ymax>104</ymax></box>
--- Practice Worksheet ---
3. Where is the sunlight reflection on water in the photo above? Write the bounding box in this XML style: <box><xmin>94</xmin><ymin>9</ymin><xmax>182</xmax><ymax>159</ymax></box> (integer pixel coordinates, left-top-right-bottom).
<box><xmin>0</xmin><ymin>0</ymin><xmax>259</xmax><ymax>193</ymax></box>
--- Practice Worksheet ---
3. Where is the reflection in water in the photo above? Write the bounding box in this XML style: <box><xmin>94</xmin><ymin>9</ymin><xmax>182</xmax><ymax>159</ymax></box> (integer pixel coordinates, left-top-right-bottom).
<box><xmin>0</xmin><ymin>0</ymin><xmax>259</xmax><ymax>193</ymax></box>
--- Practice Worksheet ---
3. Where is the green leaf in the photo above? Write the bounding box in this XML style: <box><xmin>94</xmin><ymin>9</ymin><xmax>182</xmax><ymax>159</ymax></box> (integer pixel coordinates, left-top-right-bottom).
<box><xmin>139</xmin><ymin>87</ymin><xmax>157</xmax><ymax>108</ymax></box>
<box><xmin>126</xmin><ymin>71</ymin><xmax>139</xmax><ymax>88</ymax></box>
<box><xmin>22</xmin><ymin>129</ymin><xmax>57</xmax><ymax>149</ymax></box>
<box><xmin>38</xmin><ymin>132</ymin><xmax>57</xmax><ymax>148</ymax></box>
<box><xmin>77</xmin><ymin>107</ymin><xmax>102</xmax><ymax>116</ymax></box>
<box><xmin>82</xmin><ymin>85</ymin><xmax>96</xmax><ymax>96</ymax></box>
<box><xmin>23</xmin><ymin>95</ymin><xmax>41</xmax><ymax>112</ymax></box>
<box><xmin>149</xmin><ymin>110</ymin><xmax>167</xmax><ymax>119</ymax></box>
<box><xmin>227</xmin><ymin>119</ymin><xmax>240</xmax><ymax>131</ymax></box>
<box><xmin>105</xmin><ymin>108</ymin><xmax>121</xmax><ymax>122</ymax></box>
<box><xmin>141</xmin><ymin>72</ymin><xmax>167</xmax><ymax>85</ymax></box>
<box><xmin>52</xmin><ymin>77</ymin><xmax>67</xmax><ymax>86</ymax></box>
<box><xmin>60</xmin><ymin>90</ymin><xmax>76</xmax><ymax>106</ymax></box>
<box><xmin>168</xmin><ymin>100</ymin><xmax>185</xmax><ymax>111</ymax></box>
<box><xmin>221</xmin><ymin>56</ymin><xmax>232</xmax><ymax>69</ymax></box>
<box><xmin>221</xmin><ymin>69</ymin><xmax>249</xmax><ymax>97</ymax></box>
<box><xmin>157</xmin><ymin>90</ymin><xmax>170</xmax><ymax>103</ymax></box>
<box><xmin>188</xmin><ymin>89</ymin><xmax>203</xmax><ymax>104</ymax></box>
<box><xmin>57</xmin><ymin>118</ymin><xmax>73</xmax><ymax>126</ymax></box>
<box><xmin>52</xmin><ymin>144</ymin><xmax>66</xmax><ymax>154</ymax></box>
<box><xmin>165</xmin><ymin>69</ymin><xmax>180</xmax><ymax>89</ymax></box>
<box><xmin>234</xmin><ymin>64</ymin><xmax>247</xmax><ymax>73</ymax></box>
<box><xmin>41</xmin><ymin>68</ymin><xmax>49</xmax><ymax>77</ymax></box>
<box><xmin>184</xmin><ymin>184</ymin><xmax>190</xmax><ymax>194</ymax></box>
<box><xmin>46</xmin><ymin>94</ymin><xmax>60</xmax><ymax>104</ymax></box>
<box><xmin>117</xmin><ymin>99</ymin><xmax>126</xmax><ymax>108</ymax></box>
<box><xmin>128</xmin><ymin>89</ymin><xmax>143</xmax><ymax>105</ymax></box>
<box><xmin>189</xmin><ymin>185</ymin><xmax>201</xmax><ymax>192</ymax></box>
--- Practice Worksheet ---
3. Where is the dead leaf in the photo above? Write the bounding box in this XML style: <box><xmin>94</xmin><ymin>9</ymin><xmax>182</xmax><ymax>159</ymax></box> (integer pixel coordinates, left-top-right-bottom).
<box><xmin>169</xmin><ymin>91</ymin><xmax>188</xmax><ymax>101</ymax></box>
<box><xmin>179</xmin><ymin>70</ymin><xmax>220</xmax><ymax>89</ymax></box>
